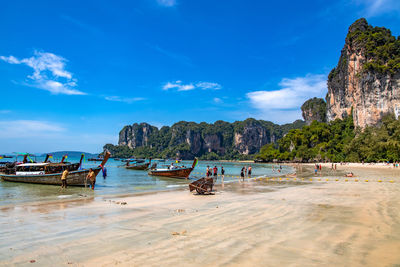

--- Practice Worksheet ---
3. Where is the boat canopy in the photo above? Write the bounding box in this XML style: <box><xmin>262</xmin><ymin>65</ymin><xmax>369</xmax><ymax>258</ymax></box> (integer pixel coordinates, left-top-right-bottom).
<box><xmin>17</xmin><ymin>163</ymin><xmax>49</xmax><ymax>167</ymax></box>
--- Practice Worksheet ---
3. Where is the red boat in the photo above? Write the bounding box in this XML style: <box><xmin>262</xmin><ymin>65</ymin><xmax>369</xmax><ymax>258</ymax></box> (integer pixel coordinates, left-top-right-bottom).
<box><xmin>148</xmin><ymin>158</ymin><xmax>198</xmax><ymax>179</ymax></box>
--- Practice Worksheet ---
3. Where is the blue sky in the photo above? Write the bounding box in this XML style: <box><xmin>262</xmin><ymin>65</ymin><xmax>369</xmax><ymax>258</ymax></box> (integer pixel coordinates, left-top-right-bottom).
<box><xmin>1</xmin><ymin>0</ymin><xmax>400</xmax><ymax>153</ymax></box>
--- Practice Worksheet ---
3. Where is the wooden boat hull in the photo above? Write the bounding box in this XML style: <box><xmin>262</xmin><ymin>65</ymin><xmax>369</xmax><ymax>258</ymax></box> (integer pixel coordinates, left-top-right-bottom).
<box><xmin>0</xmin><ymin>167</ymin><xmax>101</xmax><ymax>186</ymax></box>
<box><xmin>126</xmin><ymin>163</ymin><xmax>150</xmax><ymax>170</ymax></box>
<box><xmin>148</xmin><ymin>167</ymin><xmax>193</xmax><ymax>179</ymax></box>
<box><xmin>88</xmin><ymin>158</ymin><xmax>104</xmax><ymax>162</ymax></box>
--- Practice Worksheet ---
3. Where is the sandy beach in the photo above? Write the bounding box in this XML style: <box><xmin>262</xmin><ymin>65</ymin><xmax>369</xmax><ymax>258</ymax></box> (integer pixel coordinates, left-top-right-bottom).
<box><xmin>1</xmin><ymin>165</ymin><xmax>400</xmax><ymax>266</ymax></box>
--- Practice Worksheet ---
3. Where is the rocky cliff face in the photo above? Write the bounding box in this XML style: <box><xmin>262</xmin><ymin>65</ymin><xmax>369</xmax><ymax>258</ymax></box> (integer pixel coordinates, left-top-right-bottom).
<box><xmin>233</xmin><ymin>120</ymin><xmax>270</xmax><ymax>155</ymax></box>
<box><xmin>117</xmin><ymin>119</ymin><xmax>305</xmax><ymax>158</ymax></box>
<box><xmin>119</xmin><ymin>123</ymin><xmax>156</xmax><ymax>148</ymax></box>
<box><xmin>301</xmin><ymin>97</ymin><xmax>327</xmax><ymax>125</ymax></box>
<box><xmin>326</xmin><ymin>18</ymin><xmax>400</xmax><ymax>128</ymax></box>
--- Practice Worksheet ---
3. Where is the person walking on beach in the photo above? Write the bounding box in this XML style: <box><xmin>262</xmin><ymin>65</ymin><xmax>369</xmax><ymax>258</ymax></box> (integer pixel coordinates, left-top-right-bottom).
<box><xmin>221</xmin><ymin>166</ymin><xmax>225</xmax><ymax>178</ymax></box>
<box><xmin>240</xmin><ymin>167</ymin><xmax>245</xmax><ymax>181</ymax></box>
<box><xmin>61</xmin><ymin>169</ymin><xmax>69</xmax><ymax>188</ymax></box>
<box><xmin>86</xmin><ymin>168</ymin><xmax>96</xmax><ymax>190</ymax></box>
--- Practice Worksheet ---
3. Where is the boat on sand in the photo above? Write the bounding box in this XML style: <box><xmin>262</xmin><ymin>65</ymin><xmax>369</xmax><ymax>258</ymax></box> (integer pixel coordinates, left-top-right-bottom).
<box><xmin>0</xmin><ymin>152</ymin><xmax>111</xmax><ymax>186</ymax></box>
<box><xmin>148</xmin><ymin>158</ymin><xmax>197</xmax><ymax>179</ymax></box>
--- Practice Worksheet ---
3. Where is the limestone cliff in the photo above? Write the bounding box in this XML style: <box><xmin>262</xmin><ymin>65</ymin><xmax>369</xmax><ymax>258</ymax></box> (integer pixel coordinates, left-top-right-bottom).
<box><xmin>301</xmin><ymin>97</ymin><xmax>327</xmax><ymax>125</ymax></box>
<box><xmin>116</xmin><ymin>118</ymin><xmax>305</xmax><ymax>159</ymax></box>
<box><xmin>119</xmin><ymin>123</ymin><xmax>157</xmax><ymax>148</ymax></box>
<box><xmin>326</xmin><ymin>18</ymin><xmax>400</xmax><ymax>128</ymax></box>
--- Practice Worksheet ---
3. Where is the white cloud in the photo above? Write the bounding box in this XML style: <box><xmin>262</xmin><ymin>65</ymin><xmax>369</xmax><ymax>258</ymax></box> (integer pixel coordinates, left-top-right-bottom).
<box><xmin>0</xmin><ymin>51</ymin><xmax>86</xmax><ymax>95</ymax></box>
<box><xmin>196</xmin><ymin>82</ymin><xmax>222</xmax><ymax>90</ymax></box>
<box><xmin>213</xmin><ymin>97</ymin><xmax>222</xmax><ymax>104</ymax></box>
<box><xmin>104</xmin><ymin>96</ymin><xmax>146</xmax><ymax>103</ymax></box>
<box><xmin>354</xmin><ymin>0</ymin><xmax>400</xmax><ymax>16</ymax></box>
<box><xmin>162</xmin><ymin>80</ymin><xmax>222</xmax><ymax>92</ymax></box>
<box><xmin>157</xmin><ymin>0</ymin><xmax>176</xmax><ymax>7</ymax></box>
<box><xmin>246</xmin><ymin>74</ymin><xmax>327</xmax><ymax>123</ymax></box>
<box><xmin>0</xmin><ymin>120</ymin><xmax>65</xmax><ymax>138</ymax></box>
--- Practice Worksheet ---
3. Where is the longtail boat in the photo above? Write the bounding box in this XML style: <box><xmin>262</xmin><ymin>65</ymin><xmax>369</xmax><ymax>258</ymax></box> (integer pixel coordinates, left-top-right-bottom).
<box><xmin>88</xmin><ymin>157</ymin><xmax>104</xmax><ymax>162</ymax></box>
<box><xmin>125</xmin><ymin>158</ymin><xmax>151</xmax><ymax>170</ymax></box>
<box><xmin>148</xmin><ymin>158</ymin><xmax>197</xmax><ymax>179</ymax></box>
<box><xmin>0</xmin><ymin>152</ymin><xmax>110</xmax><ymax>186</ymax></box>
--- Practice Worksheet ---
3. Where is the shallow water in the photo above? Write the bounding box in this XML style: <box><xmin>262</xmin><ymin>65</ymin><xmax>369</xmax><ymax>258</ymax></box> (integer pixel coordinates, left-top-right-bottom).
<box><xmin>0</xmin><ymin>158</ymin><xmax>293</xmax><ymax>205</ymax></box>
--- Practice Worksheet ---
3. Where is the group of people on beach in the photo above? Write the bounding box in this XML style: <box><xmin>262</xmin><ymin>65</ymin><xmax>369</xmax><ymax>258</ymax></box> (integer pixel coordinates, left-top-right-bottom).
<box><xmin>240</xmin><ymin>166</ymin><xmax>252</xmax><ymax>181</ymax></box>
<box><xmin>205</xmin><ymin>165</ymin><xmax>252</xmax><ymax>182</ymax></box>
<box><xmin>205</xmin><ymin>165</ymin><xmax>225</xmax><ymax>180</ymax></box>
<box><xmin>314</xmin><ymin>163</ymin><xmax>322</xmax><ymax>175</ymax></box>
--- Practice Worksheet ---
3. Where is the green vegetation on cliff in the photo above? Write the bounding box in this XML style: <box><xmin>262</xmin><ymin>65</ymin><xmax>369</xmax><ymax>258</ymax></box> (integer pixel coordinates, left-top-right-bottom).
<box><xmin>256</xmin><ymin>113</ymin><xmax>400</xmax><ymax>163</ymax></box>
<box><xmin>301</xmin><ymin>97</ymin><xmax>327</xmax><ymax>123</ymax></box>
<box><xmin>106</xmin><ymin>118</ymin><xmax>306</xmax><ymax>159</ymax></box>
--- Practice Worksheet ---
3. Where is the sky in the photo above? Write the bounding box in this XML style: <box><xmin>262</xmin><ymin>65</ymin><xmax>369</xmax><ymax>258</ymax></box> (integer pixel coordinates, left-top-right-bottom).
<box><xmin>0</xmin><ymin>0</ymin><xmax>400</xmax><ymax>153</ymax></box>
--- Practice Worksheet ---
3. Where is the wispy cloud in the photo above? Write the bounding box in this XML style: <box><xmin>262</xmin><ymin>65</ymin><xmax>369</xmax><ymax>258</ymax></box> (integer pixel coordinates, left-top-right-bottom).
<box><xmin>0</xmin><ymin>51</ymin><xmax>85</xmax><ymax>95</ymax></box>
<box><xmin>149</xmin><ymin>45</ymin><xmax>193</xmax><ymax>67</ymax></box>
<box><xmin>246</xmin><ymin>74</ymin><xmax>327</xmax><ymax>122</ymax></box>
<box><xmin>104</xmin><ymin>96</ymin><xmax>146</xmax><ymax>104</ymax></box>
<box><xmin>60</xmin><ymin>15</ymin><xmax>101</xmax><ymax>35</ymax></box>
<box><xmin>0</xmin><ymin>120</ymin><xmax>65</xmax><ymax>138</ymax></box>
<box><xmin>162</xmin><ymin>80</ymin><xmax>222</xmax><ymax>91</ymax></box>
<box><xmin>157</xmin><ymin>0</ymin><xmax>176</xmax><ymax>7</ymax></box>
<box><xmin>0</xmin><ymin>110</ymin><xmax>11</xmax><ymax>114</ymax></box>
<box><xmin>353</xmin><ymin>0</ymin><xmax>400</xmax><ymax>17</ymax></box>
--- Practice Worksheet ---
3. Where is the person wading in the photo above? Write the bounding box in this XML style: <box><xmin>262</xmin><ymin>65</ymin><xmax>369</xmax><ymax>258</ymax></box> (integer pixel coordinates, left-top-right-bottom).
<box><xmin>221</xmin><ymin>166</ymin><xmax>225</xmax><ymax>188</ymax></box>
<box><xmin>213</xmin><ymin>166</ymin><xmax>218</xmax><ymax>181</ymax></box>
<box><xmin>248</xmin><ymin>165</ymin><xmax>252</xmax><ymax>177</ymax></box>
<box><xmin>86</xmin><ymin>168</ymin><xmax>96</xmax><ymax>190</ymax></box>
<box><xmin>61</xmin><ymin>169</ymin><xmax>69</xmax><ymax>188</ymax></box>
<box><xmin>240</xmin><ymin>167</ymin><xmax>245</xmax><ymax>182</ymax></box>
<box><xmin>102</xmin><ymin>167</ymin><xmax>107</xmax><ymax>179</ymax></box>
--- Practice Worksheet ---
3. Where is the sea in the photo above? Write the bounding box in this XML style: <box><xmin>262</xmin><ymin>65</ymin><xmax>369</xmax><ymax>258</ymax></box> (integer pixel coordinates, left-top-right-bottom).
<box><xmin>0</xmin><ymin>156</ymin><xmax>294</xmax><ymax>205</ymax></box>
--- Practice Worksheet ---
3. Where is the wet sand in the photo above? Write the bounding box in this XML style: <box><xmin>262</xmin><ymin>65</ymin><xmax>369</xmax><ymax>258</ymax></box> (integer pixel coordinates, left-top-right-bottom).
<box><xmin>1</xmin><ymin>167</ymin><xmax>400</xmax><ymax>266</ymax></box>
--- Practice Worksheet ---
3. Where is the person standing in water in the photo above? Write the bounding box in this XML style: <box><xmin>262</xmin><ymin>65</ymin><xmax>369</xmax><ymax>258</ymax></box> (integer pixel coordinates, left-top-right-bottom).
<box><xmin>206</xmin><ymin>166</ymin><xmax>210</xmax><ymax>177</ymax></box>
<box><xmin>240</xmin><ymin>167</ymin><xmax>245</xmax><ymax>181</ymax></box>
<box><xmin>213</xmin><ymin>166</ymin><xmax>218</xmax><ymax>181</ymax></box>
<box><xmin>86</xmin><ymin>168</ymin><xmax>96</xmax><ymax>190</ymax></box>
<box><xmin>61</xmin><ymin>169</ymin><xmax>69</xmax><ymax>188</ymax></box>
<box><xmin>102</xmin><ymin>167</ymin><xmax>107</xmax><ymax>179</ymax></box>
<box><xmin>221</xmin><ymin>166</ymin><xmax>225</xmax><ymax>187</ymax></box>
<box><xmin>248</xmin><ymin>165</ymin><xmax>252</xmax><ymax>177</ymax></box>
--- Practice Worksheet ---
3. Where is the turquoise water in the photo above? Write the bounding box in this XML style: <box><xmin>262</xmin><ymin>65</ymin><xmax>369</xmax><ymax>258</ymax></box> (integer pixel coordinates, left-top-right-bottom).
<box><xmin>0</xmin><ymin>157</ymin><xmax>293</xmax><ymax>205</ymax></box>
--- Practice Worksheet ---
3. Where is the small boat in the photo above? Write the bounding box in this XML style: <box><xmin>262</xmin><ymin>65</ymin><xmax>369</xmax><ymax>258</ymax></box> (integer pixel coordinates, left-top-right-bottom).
<box><xmin>125</xmin><ymin>159</ymin><xmax>152</xmax><ymax>170</ymax></box>
<box><xmin>88</xmin><ymin>157</ymin><xmax>104</xmax><ymax>162</ymax></box>
<box><xmin>189</xmin><ymin>177</ymin><xmax>214</xmax><ymax>194</ymax></box>
<box><xmin>121</xmin><ymin>158</ymin><xmax>136</xmax><ymax>163</ymax></box>
<box><xmin>148</xmin><ymin>158</ymin><xmax>197</xmax><ymax>179</ymax></box>
<box><xmin>0</xmin><ymin>152</ymin><xmax>110</xmax><ymax>186</ymax></box>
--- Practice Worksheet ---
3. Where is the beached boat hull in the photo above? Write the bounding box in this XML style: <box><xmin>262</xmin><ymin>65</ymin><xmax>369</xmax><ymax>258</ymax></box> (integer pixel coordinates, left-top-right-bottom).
<box><xmin>0</xmin><ymin>167</ymin><xmax>101</xmax><ymax>186</ymax></box>
<box><xmin>148</xmin><ymin>167</ymin><xmax>193</xmax><ymax>179</ymax></box>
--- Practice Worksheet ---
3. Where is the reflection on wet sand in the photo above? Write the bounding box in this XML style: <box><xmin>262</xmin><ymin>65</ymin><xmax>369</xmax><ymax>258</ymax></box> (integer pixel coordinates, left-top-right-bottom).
<box><xmin>0</xmin><ymin>165</ymin><xmax>400</xmax><ymax>266</ymax></box>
